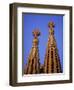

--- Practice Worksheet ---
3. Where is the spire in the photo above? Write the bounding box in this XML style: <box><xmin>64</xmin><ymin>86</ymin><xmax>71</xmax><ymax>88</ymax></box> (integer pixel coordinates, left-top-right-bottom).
<box><xmin>44</xmin><ymin>21</ymin><xmax>62</xmax><ymax>73</ymax></box>
<box><xmin>25</xmin><ymin>29</ymin><xmax>41</xmax><ymax>74</ymax></box>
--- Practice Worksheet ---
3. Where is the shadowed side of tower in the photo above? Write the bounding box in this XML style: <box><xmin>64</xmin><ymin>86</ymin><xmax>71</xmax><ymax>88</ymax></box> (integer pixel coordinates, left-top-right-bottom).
<box><xmin>25</xmin><ymin>29</ymin><xmax>41</xmax><ymax>74</ymax></box>
<box><xmin>44</xmin><ymin>22</ymin><xmax>62</xmax><ymax>73</ymax></box>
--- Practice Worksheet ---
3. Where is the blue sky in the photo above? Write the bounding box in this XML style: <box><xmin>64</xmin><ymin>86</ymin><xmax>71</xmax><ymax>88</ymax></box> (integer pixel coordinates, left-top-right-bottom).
<box><xmin>23</xmin><ymin>13</ymin><xmax>63</xmax><ymax>70</ymax></box>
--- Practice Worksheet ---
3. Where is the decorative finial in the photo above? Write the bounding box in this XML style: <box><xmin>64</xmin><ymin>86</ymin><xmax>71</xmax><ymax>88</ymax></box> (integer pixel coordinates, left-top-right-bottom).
<box><xmin>32</xmin><ymin>29</ymin><xmax>40</xmax><ymax>47</ymax></box>
<box><xmin>48</xmin><ymin>21</ymin><xmax>55</xmax><ymax>30</ymax></box>
<box><xmin>32</xmin><ymin>29</ymin><xmax>40</xmax><ymax>38</ymax></box>
<box><xmin>48</xmin><ymin>21</ymin><xmax>55</xmax><ymax>35</ymax></box>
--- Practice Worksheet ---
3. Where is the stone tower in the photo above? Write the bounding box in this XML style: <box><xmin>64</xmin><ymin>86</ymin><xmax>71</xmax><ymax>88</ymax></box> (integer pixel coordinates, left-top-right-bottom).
<box><xmin>44</xmin><ymin>22</ymin><xmax>62</xmax><ymax>73</ymax></box>
<box><xmin>25</xmin><ymin>29</ymin><xmax>40</xmax><ymax>74</ymax></box>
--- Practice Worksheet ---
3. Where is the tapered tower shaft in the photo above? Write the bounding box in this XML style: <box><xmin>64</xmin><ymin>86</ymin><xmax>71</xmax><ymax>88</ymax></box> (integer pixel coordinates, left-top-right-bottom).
<box><xmin>44</xmin><ymin>22</ymin><xmax>62</xmax><ymax>73</ymax></box>
<box><xmin>25</xmin><ymin>29</ymin><xmax>40</xmax><ymax>74</ymax></box>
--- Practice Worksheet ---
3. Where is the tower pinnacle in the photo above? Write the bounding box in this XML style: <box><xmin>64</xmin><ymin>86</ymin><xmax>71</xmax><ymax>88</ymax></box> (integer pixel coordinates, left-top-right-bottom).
<box><xmin>48</xmin><ymin>21</ymin><xmax>55</xmax><ymax>29</ymax></box>
<box><xmin>48</xmin><ymin>21</ymin><xmax>55</xmax><ymax>35</ymax></box>
<box><xmin>32</xmin><ymin>29</ymin><xmax>40</xmax><ymax>47</ymax></box>
<box><xmin>32</xmin><ymin>29</ymin><xmax>40</xmax><ymax>38</ymax></box>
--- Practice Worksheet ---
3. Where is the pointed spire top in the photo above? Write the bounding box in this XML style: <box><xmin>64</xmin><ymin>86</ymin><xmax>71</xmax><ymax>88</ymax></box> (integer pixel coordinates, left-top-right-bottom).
<box><xmin>32</xmin><ymin>29</ymin><xmax>40</xmax><ymax>38</ymax></box>
<box><xmin>48</xmin><ymin>21</ymin><xmax>55</xmax><ymax>29</ymax></box>
<box><xmin>48</xmin><ymin>21</ymin><xmax>55</xmax><ymax>35</ymax></box>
